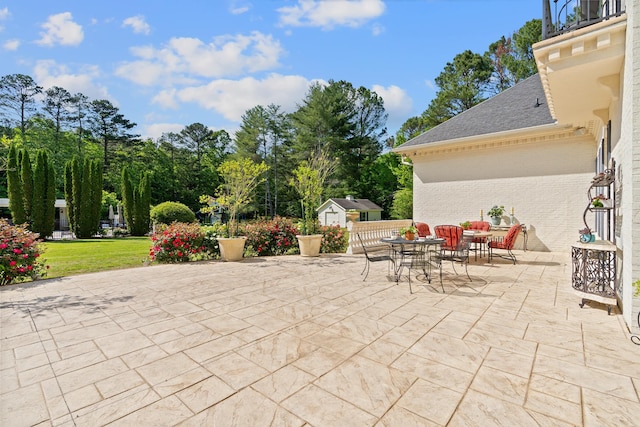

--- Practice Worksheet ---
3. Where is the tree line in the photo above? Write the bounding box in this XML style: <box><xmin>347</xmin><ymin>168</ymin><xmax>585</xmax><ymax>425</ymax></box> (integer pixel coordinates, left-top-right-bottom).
<box><xmin>0</xmin><ymin>19</ymin><xmax>541</xmax><ymax>235</ymax></box>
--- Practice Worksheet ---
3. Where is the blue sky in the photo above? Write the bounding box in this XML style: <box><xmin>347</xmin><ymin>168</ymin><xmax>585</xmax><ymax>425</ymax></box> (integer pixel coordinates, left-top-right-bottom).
<box><xmin>0</xmin><ymin>0</ymin><xmax>540</xmax><ymax>140</ymax></box>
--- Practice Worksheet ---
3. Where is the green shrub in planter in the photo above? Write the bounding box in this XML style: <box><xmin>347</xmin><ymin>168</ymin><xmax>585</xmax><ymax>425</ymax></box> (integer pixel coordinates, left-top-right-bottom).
<box><xmin>150</xmin><ymin>202</ymin><xmax>196</xmax><ymax>225</ymax></box>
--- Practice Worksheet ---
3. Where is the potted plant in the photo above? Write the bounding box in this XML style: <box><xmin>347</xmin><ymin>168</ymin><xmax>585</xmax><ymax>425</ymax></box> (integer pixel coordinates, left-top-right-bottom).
<box><xmin>400</xmin><ymin>225</ymin><xmax>418</xmax><ymax>241</ymax></box>
<box><xmin>460</xmin><ymin>221</ymin><xmax>471</xmax><ymax>230</ymax></box>
<box><xmin>290</xmin><ymin>152</ymin><xmax>335</xmax><ymax>257</ymax></box>
<box><xmin>346</xmin><ymin>209</ymin><xmax>360</xmax><ymax>223</ymax></box>
<box><xmin>212</xmin><ymin>158</ymin><xmax>268</xmax><ymax>261</ymax></box>
<box><xmin>487</xmin><ymin>205</ymin><xmax>505</xmax><ymax>226</ymax></box>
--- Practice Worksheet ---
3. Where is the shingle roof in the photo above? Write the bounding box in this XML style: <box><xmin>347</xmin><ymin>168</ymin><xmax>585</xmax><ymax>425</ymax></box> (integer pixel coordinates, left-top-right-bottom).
<box><xmin>397</xmin><ymin>74</ymin><xmax>555</xmax><ymax>148</ymax></box>
<box><xmin>329</xmin><ymin>198</ymin><xmax>382</xmax><ymax>211</ymax></box>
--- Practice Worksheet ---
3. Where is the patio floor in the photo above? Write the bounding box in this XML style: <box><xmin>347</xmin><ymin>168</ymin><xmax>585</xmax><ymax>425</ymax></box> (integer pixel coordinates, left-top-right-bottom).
<box><xmin>1</xmin><ymin>250</ymin><xmax>639</xmax><ymax>426</ymax></box>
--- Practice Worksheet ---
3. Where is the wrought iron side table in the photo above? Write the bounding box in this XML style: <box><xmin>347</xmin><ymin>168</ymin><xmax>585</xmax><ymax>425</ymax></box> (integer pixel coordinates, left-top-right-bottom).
<box><xmin>571</xmin><ymin>241</ymin><xmax>617</xmax><ymax>315</ymax></box>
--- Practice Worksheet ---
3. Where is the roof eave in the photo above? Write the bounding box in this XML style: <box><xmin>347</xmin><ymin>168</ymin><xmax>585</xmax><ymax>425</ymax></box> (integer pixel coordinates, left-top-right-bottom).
<box><xmin>393</xmin><ymin>122</ymin><xmax>565</xmax><ymax>155</ymax></box>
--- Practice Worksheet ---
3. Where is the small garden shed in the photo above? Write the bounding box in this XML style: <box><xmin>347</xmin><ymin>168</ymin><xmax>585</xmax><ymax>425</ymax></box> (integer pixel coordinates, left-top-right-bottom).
<box><xmin>317</xmin><ymin>195</ymin><xmax>382</xmax><ymax>227</ymax></box>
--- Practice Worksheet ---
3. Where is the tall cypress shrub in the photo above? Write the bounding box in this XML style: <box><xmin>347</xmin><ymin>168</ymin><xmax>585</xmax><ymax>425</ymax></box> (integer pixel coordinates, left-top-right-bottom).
<box><xmin>122</xmin><ymin>168</ymin><xmax>151</xmax><ymax>236</ymax></box>
<box><xmin>30</xmin><ymin>150</ymin><xmax>57</xmax><ymax>239</ymax></box>
<box><xmin>78</xmin><ymin>159</ymin><xmax>93</xmax><ymax>238</ymax></box>
<box><xmin>31</xmin><ymin>151</ymin><xmax>47</xmax><ymax>236</ymax></box>
<box><xmin>20</xmin><ymin>150</ymin><xmax>34</xmax><ymax>222</ymax></box>
<box><xmin>121</xmin><ymin>166</ymin><xmax>134</xmax><ymax>233</ymax></box>
<box><xmin>64</xmin><ymin>160</ymin><xmax>75</xmax><ymax>233</ymax></box>
<box><xmin>91</xmin><ymin>160</ymin><xmax>103</xmax><ymax>235</ymax></box>
<box><xmin>7</xmin><ymin>145</ymin><xmax>26</xmax><ymax>225</ymax></box>
<box><xmin>133</xmin><ymin>172</ymin><xmax>151</xmax><ymax>236</ymax></box>
<box><xmin>64</xmin><ymin>157</ymin><xmax>103</xmax><ymax>238</ymax></box>
<box><xmin>44</xmin><ymin>158</ymin><xmax>56</xmax><ymax>238</ymax></box>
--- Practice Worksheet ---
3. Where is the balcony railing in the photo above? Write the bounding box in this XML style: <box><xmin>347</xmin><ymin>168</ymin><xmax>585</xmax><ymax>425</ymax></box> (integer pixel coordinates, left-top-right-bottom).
<box><xmin>542</xmin><ymin>0</ymin><xmax>625</xmax><ymax>39</ymax></box>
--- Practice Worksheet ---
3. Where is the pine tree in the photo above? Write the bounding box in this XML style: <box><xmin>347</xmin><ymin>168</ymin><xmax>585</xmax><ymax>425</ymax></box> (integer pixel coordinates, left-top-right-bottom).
<box><xmin>7</xmin><ymin>144</ymin><xmax>26</xmax><ymax>225</ymax></box>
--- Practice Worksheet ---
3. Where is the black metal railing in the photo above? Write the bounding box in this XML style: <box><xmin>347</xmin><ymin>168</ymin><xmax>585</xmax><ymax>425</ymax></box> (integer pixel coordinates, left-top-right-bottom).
<box><xmin>543</xmin><ymin>0</ymin><xmax>625</xmax><ymax>39</ymax></box>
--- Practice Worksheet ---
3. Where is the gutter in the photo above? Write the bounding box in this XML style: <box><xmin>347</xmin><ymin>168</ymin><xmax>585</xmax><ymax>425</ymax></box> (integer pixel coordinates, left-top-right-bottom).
<box><xmin>392</xmin><ymin>122</ymin><xmax>567</xmax><ymax>155</ymax></box>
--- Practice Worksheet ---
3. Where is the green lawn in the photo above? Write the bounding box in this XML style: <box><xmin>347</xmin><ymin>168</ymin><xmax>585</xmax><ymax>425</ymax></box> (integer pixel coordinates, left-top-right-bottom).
<box><xmin>42</xmin><ymin>237</ymin><xmax>152</xmax><ymax>279</ymax></box>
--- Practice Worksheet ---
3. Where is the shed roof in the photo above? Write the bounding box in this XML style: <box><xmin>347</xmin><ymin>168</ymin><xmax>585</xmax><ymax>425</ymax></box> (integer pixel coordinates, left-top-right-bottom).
<box><xmin>324</xmin><ymin>198</ymin><xmax>382</xmax><ymax>211</ymax></box>
<box><xmin>397</xmin><ymin>74</ymin><xmax>555</xmax><ymax>149</ymax></box>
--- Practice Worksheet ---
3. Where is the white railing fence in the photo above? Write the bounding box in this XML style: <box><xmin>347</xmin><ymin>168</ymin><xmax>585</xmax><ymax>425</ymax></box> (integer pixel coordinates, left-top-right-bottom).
<box><xmin>347</xmin><ymin>219</ymin><xmax>413</xmax><ymax>254</ymax></box>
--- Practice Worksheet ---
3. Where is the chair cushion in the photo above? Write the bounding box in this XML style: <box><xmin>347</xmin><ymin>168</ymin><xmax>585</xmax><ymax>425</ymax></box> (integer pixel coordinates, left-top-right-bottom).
<box><xmin>415</xmin><ymin>222</ymin><xmax>431</xmax><ymax>237</ymax></box>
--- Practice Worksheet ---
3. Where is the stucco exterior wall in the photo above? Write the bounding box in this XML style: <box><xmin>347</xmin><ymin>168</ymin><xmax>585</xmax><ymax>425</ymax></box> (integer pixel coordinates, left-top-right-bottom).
<box><xmin>412</xmin><ymin>136</ymin><xmax>596</xmax><ymax>252</ymax></box>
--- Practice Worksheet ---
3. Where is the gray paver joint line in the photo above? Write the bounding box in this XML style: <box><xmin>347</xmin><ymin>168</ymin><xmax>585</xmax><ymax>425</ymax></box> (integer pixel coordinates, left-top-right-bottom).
<box><xmin>26</xmin><ymin>307</ymin><xmax>77</xmax><ymax>427</ymax></box>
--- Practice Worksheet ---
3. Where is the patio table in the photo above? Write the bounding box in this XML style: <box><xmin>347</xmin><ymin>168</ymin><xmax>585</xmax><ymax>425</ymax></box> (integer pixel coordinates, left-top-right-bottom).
<box><xmin>463</xmin><ymin>230</ymin><xmax>493</xmax><ymax>260</ymax></box>
<box><xmin>380</xmin><ymin>236</ymin><xmax>445</xmax><ymax>293</ymax></box>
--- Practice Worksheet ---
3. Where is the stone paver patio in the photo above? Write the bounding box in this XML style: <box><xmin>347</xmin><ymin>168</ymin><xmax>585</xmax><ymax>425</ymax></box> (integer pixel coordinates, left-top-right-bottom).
<box><xmin>1</xmin><ymin>250</ymin><xmax>639</xmax><ymax>426</ymax></box>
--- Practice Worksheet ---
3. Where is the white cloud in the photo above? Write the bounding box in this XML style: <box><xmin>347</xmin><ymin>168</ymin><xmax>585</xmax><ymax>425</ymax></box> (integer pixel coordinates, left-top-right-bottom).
<box><xmin>36</xmin><ymin>12</ymin><xmax>84</xmax><ymax>46</ymax></box>
<box><xmin>142</xmin><ymin>122</ymin><xmax>185</xmax><ymax>139</ymax></box>
<box><xmin>33</xmin><ymin>60</ymin><xmax>111</xmax><ymax>101</ymax></box>
<box><xmin>372</xmin><ymin>84</ymin><xmax>412</xmax><ymax>115</ymax></box>
<box><xmin>115</xmin><ymin>32</ymin><xmax>284</xmax><ymax>86</ymax></box>
<box><xmin>425</xmin><ymin>79</ymin><xmax>436</xmax><ymax>91</ymax></box>
<box><xmin>123</xmin><ymin>15</ymin><xmax>151</xmax><ymax>35</ymax></box>
<box><xmin>229</xmin><ymin>0</ymin><xmax>250</xmax><ymax>15</ymax></box>
<box><xmin>278</xmin><ymin>0</ymin><xmax>385</xmax><ymax>29</ymax></box>
<box><xmin>159</xmin><ymin>73</ymin><xmax>315</xmax><ymax>122</ymax></box>
<box><xmin>0</xmin><ymin>7</ymin><xmax>9</xmax><ymax>31</ymax></box>
<box><xmin>371</xmin><ymin>23</ymin><xmax>384</xmax><ymax>36</ymax></box>
<box><xmin>3</xmin><ymin>39</ymin><xmax>19</xmax><ymax>51</ymax></box>
<box><xmin>372</xmin><ymin>84</ymin><xmax>413</xmax><ymax>130</ymax></box>
<box><xmin>151</xmin><ymin>88</ymin><xmax>179</xmax><ymax>109</ymax></box>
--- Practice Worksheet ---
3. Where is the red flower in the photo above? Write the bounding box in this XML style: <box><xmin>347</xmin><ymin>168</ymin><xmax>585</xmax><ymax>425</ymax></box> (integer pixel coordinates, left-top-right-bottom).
<box><xmin>9</xmin><ymin>260</ymin><xmax>16</xmax><ymax>266</ymax></box>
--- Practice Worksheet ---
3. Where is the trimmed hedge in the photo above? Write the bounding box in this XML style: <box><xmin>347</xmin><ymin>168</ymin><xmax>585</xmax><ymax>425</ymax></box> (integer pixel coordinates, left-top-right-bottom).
<box><xmin>150</xmin><ymin>202</ymin><xmax>196</xmax><ymax>225</ymax></box>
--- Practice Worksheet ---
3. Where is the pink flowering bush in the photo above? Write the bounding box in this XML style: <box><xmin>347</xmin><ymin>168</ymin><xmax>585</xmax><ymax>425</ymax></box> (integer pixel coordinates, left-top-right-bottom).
<box><xmin>319</xmin><ymin>225</ymin><xmax>348</xmax><ymax>253</ymax></box>
<box><xmin>149</xmin><ymin>222</ymin><xmax>204</xmax><ymax>263</ymax></box>
<box><xmin>242</xmin><ymin>217</ymin><xmax>298</xmax><ymax>256</ymax></box>
<box><xmin>0</xmin><ymin>219</ymin><xmax>47</xmax><ymax>286</ymax></box>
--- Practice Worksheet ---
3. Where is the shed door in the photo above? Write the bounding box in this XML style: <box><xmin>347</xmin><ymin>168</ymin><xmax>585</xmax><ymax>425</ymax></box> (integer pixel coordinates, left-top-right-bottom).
<box><xmin>325</xmin><ymin>211</ymin><xmax>339</xmax><ymax>226</ymax></box>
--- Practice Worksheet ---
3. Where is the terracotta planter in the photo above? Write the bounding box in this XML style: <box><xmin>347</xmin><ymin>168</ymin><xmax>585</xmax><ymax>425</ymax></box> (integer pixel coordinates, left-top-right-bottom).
<box><xmin>218</xmin><ymin>237</ymin><xmax>247</xmax><ymax>261</ymax></box>
<box><xmin>297</xmin><ymin>234</ymin><xmax>322</xmax><ymax>257</ymax></box>
<box><xmin>404</xmin><ymin>232</ymin><xmax>416</xmax><ymax>241</ymax></box>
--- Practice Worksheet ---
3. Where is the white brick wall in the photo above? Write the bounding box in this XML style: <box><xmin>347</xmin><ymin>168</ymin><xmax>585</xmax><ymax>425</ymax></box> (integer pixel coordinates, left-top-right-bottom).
<box><xmin>616</xmin><ymin>0</ymin><xmax>639</xmax><ymax>331</ymax></box>
<box><xmin>413</xmin><ymin>136</ymin><xmax>596</xmax><ymax>252</ymax></box>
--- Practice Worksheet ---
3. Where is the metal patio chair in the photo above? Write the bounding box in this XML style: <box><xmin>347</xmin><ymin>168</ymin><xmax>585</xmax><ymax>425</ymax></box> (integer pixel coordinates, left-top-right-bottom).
<box><xmin>434</xmin><ymin>225</ymin><xmax>471</xmax><ymax>290</ymax></box>
<box><xmin>488</xmin><ymin>224</ymin><xmax>522</xmax><ymax>264</ymax></box>
<box><xmin>357</xmin><ymin>233</ymin><xmax>395</xmax><ymax>281</ymax></box>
